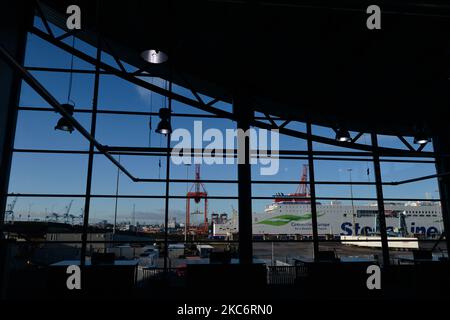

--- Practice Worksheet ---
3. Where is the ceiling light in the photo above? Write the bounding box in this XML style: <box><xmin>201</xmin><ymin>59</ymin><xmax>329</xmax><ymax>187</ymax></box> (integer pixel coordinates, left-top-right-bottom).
<box><xmin>155</xmin><ymin>108</ymin><xmax>172</xmax><ymax>135</ymax></box>
<box><xmin>156</xmin><ymin>119</ymin><xmax>172</xmax><ymax>135</ymax></box>
<box><xmin>55</xmin><ymin>103</ymin><xmax>75</xmax><ymax>133</ymax></box>
<box><xmin>413</xmin><ymin>132</ymin><xmax>430</xmax><ymax>145</ymax></box>
<box><xmin>141</xmin><ymin>49</ymin><xmax>168</xmax><ymax>64</ymax></box>
<box><xmin>335</xmin><ymin>128</ymin><xmax>351</xmax><ymax>142</ymax></box>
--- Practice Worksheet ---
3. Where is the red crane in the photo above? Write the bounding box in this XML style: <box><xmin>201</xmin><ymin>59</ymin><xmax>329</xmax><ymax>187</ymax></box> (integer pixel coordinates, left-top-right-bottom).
<box><xmin>274</xmin><ymin>164</ymin><xmax>310</xmax><ymax>203</ymax></box>
<box><xmin>294</xmin><ymin>164</ymin><xmax>310</xmax><ymax>197</ymax></box>
<box><xmin>186</xmin><ymin>164</ymin><xmax>208</xmax><ymax>234</ymax></box>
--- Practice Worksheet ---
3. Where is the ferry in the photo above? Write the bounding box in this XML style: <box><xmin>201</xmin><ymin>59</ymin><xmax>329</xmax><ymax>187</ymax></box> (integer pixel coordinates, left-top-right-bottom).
<box><xmin>213</xmin><ymin>166</ymin><xmax>444</xmax><ymax>239</ymax></box>
<box><xmin>252</xmin><ymin>198</ymin><xmax>443</xmax><ymax>238</ymax></box>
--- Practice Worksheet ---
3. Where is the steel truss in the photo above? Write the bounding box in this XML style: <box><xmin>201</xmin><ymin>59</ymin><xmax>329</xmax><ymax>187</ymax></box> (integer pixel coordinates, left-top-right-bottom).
<box><xmin>7</xmin><ymin>18</ymin><xmax>439</xmax><ymax>187</ymax></box>
<box><xmin>29</xmin><ymin>24</ymin><xmax>435</xmax><ymax>158</ymax></box>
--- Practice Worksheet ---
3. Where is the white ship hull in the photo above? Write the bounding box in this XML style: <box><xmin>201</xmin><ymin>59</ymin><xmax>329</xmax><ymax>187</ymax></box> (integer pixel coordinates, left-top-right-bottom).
<box><xmin>213</xmin><ymin>202</ymin><xmax>444</xmax><ymax>238</ymax></box>
<box><xmin>252</xmin><ymin>203</ymin><xmax>443</xmax><ymax>237</ymax></box>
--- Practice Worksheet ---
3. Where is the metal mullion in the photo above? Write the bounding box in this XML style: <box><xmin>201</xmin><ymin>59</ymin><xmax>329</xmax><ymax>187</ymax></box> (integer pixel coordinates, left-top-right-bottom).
<box><xmin>80</xmin><ymin>37</ymin><xmax>102</xmax><ymax>267</ymax></box>
<box><xmin>12</xmin><ymin>148</ymin><xmax>166</xmax><ymax>157</ymax></box>
<box><xmin>371</xmin><ymin>133</ymin><xmax>390</xmax><ymax>266</ymax></box>
<box><xmin>16</xmin><ymin>146</ymin><xmax>428</xmax><ymax>164</ymax></box>
<box><xmin>4</xmin><ymin>194</ymin><xmax>231</xmax><ymax>199</ymax></box>
<box><xmin>311</xmin><ymin>156</ymin><xmax>372</xmax><ymax>162</ymax></box>
<box><xmin>163</xmin><ymin>77</ymin><xmax>172</xmax><ymax>273</ymax></box>
<box><xmin>307</xmin><ymin>123</ymin><xmax>319</xmax><ymax>261</ymax></box>
<box><xmin>13</xmin><ymin>148</ymin><xmax>90</xmax><ymax>154</ymax></box>
<box><xmin>18</xmin><ymin>106</ymin><xmax>231</xmax><ymax>119</ymax></box>
<box><xmin>6</xmin><ymin>193</ymin><xmax>442</xmax><ymax>202</ymax></box>
<box><xmin>314</xmin><ymin>156</ymin><xmax>435</xmax><ymax>164</ymax></box>
<box><xmin>11</xmin><ymin>146</ymin><xmax>436</xmax><ymax>163</ymax></box>
<box><xmin>25</xmin><ymin>66</ymin><xmax>96</xmax><ymax>74</ymax></box>
<box><xmin>18</xmin><ymin>106</ymin><xmax>92</xmax><ymax>113</ymax></box>
<box><xmin>252</xmin><ymin>180</ymin><xmax>375</xmax><ymax>185</ymax></box>
<box><xmin>25</xmin><ymin>66</ymin><xmax>156</xmax><ymax>77</ymax></box>
<box><xmin>14</xmin><ymin>238</ymin><xmax>443</xmax><ymax>245</ymax></box>
<box><xmin>379</xmin><ymin>158</ymin><xmax>435</xmax><ymax>164</ymax></box>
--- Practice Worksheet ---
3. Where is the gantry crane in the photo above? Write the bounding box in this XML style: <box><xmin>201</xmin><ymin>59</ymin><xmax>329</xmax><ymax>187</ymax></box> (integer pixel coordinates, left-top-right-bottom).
<box><xmin>50</xmin><ymin>212</ymin><xmax>61</xmax><ymax>222</ymax></box>
<box><xmin>62</xmin><ymin>200</ymin><xmax>74</xmax><ymax>224</ymax></box>
<box><xmin>273</xmin><ymin>164</ymin><xmax>311</xmax><ymax>204</ymax></box>
<box><xmin>5</xmin><ymin>196</ymin><xmax>18</xmax><ymax>223</ymax></box>
<box><xmin>294</xmin><ymin>164</ymin><xmax>310</xmax><ymax>197</ymax></box>
<box><xmin>186</xmin><ymin>164</ymin><xmax>208</xmax><ymax>235</ymax></box>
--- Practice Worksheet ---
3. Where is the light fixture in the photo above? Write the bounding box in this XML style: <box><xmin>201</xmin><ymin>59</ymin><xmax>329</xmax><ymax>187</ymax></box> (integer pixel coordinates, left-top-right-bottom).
<box><xmin>55</xmin><ymin>103</ymin><xmax>75</xmax><ymax>133</ymax></box>
<box><xmin>155</xmin><ymin>107</ymin><xmax>172</xmax><ymax>135</ymax></box>
<box><xmin>56</xmin><ymin>36</ymin><xmax>76</xmax><ymax>134</ymax></box>
<box><xmin>413</xmin><ymin>132</ymin><xmax>431</xmax><ymax>145</ymax></box>
<box><xmin>335</xmin><ymin>128</ymin><xmax>351</xmax><ymax>142</ymax></box>
<box><xmin>141</xmin><ymin>49</ymin><xmax>168</xmax><ymax>64</ymax></box>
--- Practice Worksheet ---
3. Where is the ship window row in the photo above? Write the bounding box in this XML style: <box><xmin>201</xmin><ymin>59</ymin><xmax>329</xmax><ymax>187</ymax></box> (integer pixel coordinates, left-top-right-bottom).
<box><xmin>405</xmin><ymin>211</ymin><xmax>439</xmax><ymax>215</ymax></box>
<box><xmin>407</xmin><ymin>214</ymin><xmax>438</xmax><ymax>217</ymax></box>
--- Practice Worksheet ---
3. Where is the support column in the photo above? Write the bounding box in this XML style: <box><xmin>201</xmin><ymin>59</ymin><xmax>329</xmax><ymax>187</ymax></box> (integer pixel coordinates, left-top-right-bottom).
<box><xmin>433</xmin><ymin>132</ymin><xmax>450</xmax><ymax>254</ymax></box>
<box><xmin>0</xmin><ymin>1</ymin><xmax>33</xmax><ymax>224</ymax></box>
<box><xmin>80</xmin><ymin>39</ymin><xmax>102</xmax><ymax>267</ymax></box>
<box><xmin>0</xmin><ymin>0</ymin><xmax>34</xmax><ymax>299</ymax></box>
<box><xmin>371</xmin><ymin>133</ymin><xmax>390</xmax><ymax>266</ymax></box>
<box><xmin>234</xmin><ymin>94</ymin><xmax>253</xmax><ymax>265</ymax></box>
<box><xmin>306</xmin><ymin>123</ymin><xmax>320</xmax><ymax>261</ymax></box>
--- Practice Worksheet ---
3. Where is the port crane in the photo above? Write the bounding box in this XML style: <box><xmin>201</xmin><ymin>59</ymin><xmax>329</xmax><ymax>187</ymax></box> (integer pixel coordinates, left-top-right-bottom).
<box><xmin>274</xmin><ymin>164</ymin><xmax>311</xmax><ymax>204</ymax></box>
<box><xmin>62</xmin><ymin>200</ymin><xmax>74</xmax><ymax>224</ymax></box>
<box><xmin>67</xmin><ymin>214</ymin><xmax>78</xmax><ymax>225</ymax></box>
<box><xmin>75</xmin><ymin>208</ymin><xmax>84</xmax><ymax>225</ymax></box>
<box><xmin>50</xmin><ymin>212</ymin><xmax>61</xmax><ymax>222</ymax></box>
<box><xmin>185</xmin><ymin>164</ymin><xmax>208</xmax><ymax>235</ymax></box>
<box><xmin>295</xmin><ymin>164</ymin><xmax>310</xmax><ymax>197</ymax></box>
<box><xmin>5</xmin><ymin>196</ymin><xmax>18</xmax><ymax>223</ymax></box>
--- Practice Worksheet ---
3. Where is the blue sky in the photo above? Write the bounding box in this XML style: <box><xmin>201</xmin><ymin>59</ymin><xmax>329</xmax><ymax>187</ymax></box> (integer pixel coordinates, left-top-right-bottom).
<box><xmin>5</xmin><ymin>17</ymin><xmax>440</xmax><ymax>225</ymax></box>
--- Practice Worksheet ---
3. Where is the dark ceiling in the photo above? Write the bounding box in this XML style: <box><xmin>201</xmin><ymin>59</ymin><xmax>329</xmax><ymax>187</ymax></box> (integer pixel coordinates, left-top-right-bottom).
<box><xmin>41</xmin><ymin>0</ymin><xmax>450</xmax><ymax>136</ymax></box>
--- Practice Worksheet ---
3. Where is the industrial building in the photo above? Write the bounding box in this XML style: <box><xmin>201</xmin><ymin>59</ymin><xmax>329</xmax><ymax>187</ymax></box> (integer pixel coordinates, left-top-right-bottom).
<box><xmin>1</xmin><ymin>0</ymin><xmax>450</xmax><ymax>306</ymax></box>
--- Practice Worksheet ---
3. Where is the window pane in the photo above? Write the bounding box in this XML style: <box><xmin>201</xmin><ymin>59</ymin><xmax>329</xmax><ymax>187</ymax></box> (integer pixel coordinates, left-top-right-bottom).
<box><xmin>14</xmin><ymin>110</ymin><xmax>91</xmax><ymax>151</ymax></box>
<box><xmin>8</xmin><ymin>153</ymin><xmax>88</xmax><ymax>194</ymax></box>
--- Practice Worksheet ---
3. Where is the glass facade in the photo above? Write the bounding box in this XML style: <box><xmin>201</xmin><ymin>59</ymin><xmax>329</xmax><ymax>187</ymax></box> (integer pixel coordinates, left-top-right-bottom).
<box><xmin>1</xmin><ymin>12</ymin><xmax>448</xmax><ymax>300</ymax></box>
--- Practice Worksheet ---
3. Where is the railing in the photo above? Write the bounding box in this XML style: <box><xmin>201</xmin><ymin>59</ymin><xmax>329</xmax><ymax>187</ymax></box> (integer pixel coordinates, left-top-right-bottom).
<box><xmin>267</xmin><ymin>266</ymin><xmax>308</xmax><ymax>286</ymax></box>
<box><xmin>137</xmin><ymin>267</ymin><xmax>185</xmax><ymax>287</ymax></box>
<box><xmin>138</xmin><ymin>265</ymin><xmax>310</xmax><ymax>286</ymax></box>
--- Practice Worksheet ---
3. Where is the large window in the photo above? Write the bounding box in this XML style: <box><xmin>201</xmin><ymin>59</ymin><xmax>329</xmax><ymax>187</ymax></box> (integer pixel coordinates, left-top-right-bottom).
<box><xmin>2</xmin><ymin>13</ymin><xmax>448</xmax><ymax>296</ymax></box>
